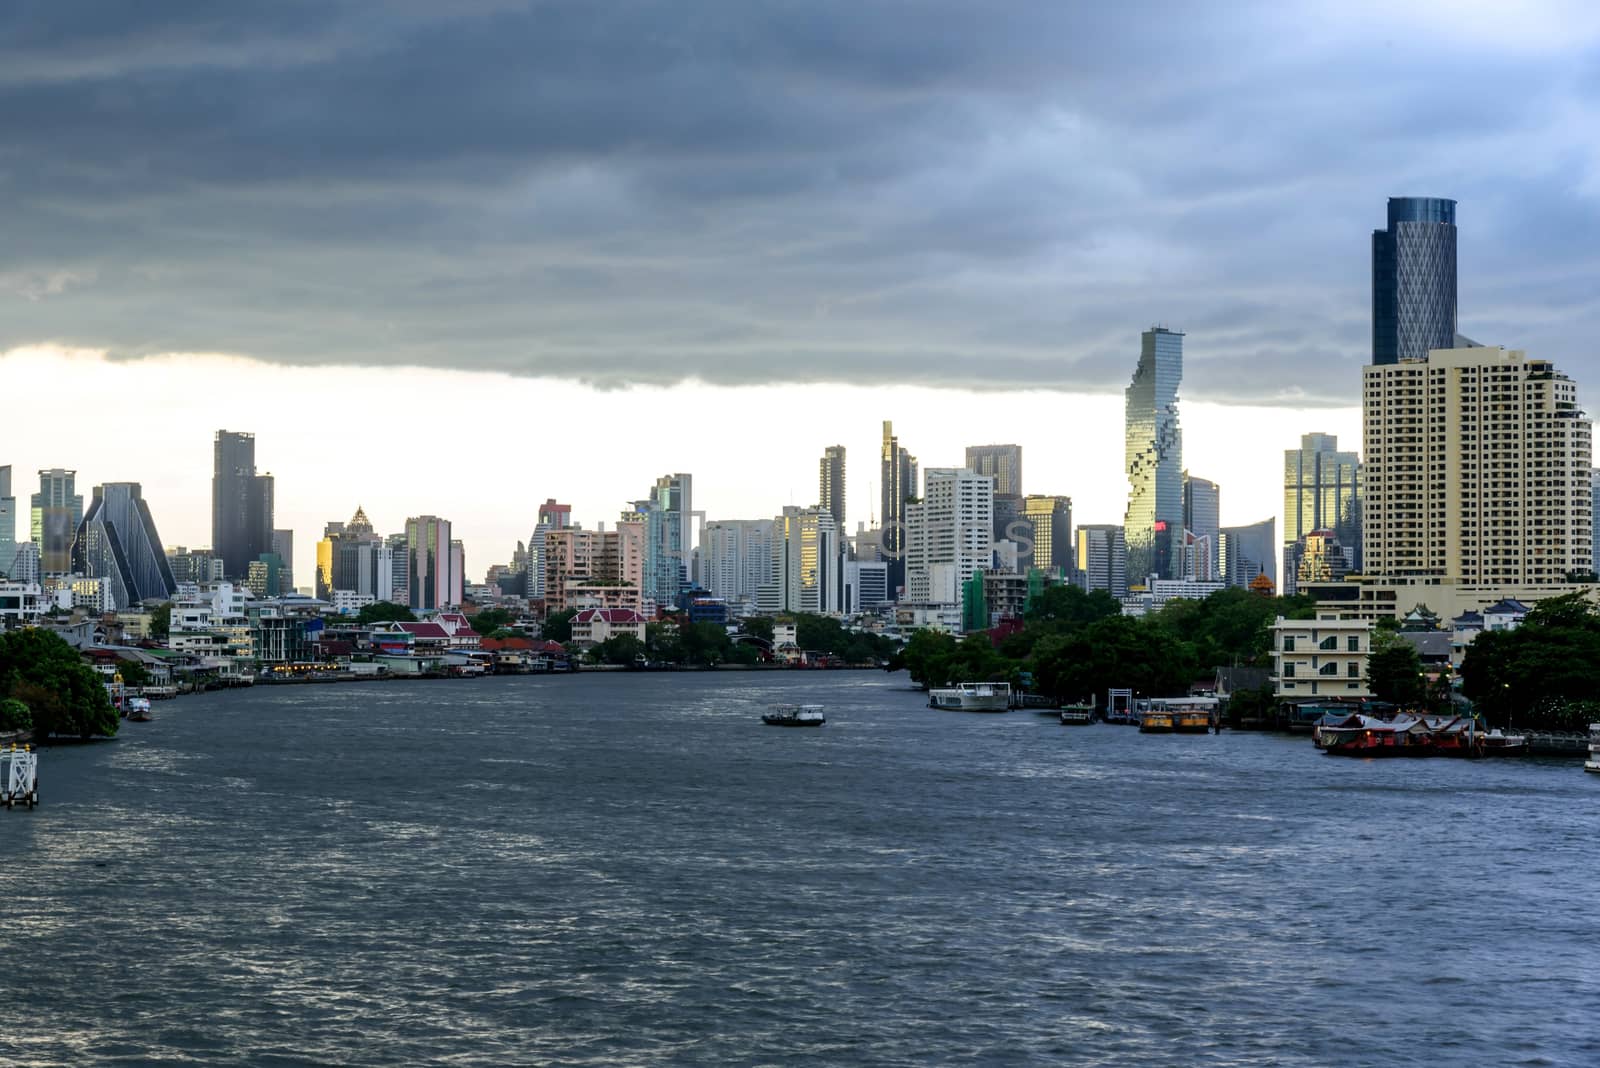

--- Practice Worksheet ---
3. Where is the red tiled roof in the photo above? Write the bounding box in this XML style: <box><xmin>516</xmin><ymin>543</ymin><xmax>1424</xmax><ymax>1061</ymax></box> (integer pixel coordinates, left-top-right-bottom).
<box><xmin>396</xmin><ymin>621</ymin><xmax>452</xmax><ymax>638</ymax></box>
<box><xmin>481</xmin><ymin>636</ymin><xmax>534</xmax><ymax>651</ymax></box>
<box><xmin>574</xmin><ymin>608</ymin><xmax>644</xmax><ymax>624</ymax></box>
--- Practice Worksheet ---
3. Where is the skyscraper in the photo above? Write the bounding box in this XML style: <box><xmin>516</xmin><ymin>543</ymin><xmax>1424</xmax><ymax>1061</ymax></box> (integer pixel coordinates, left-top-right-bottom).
<box><xmin>405</xmin><ymin>515</ymin><xmax>454</xmax><ymax>611</ymax></box>
<box><xmin>1363</xmin><ymin>345</ymin><xmax>1592</xmax><ymax>586</ymax></box>
<box><xmin>1124</xmin><ymin>328</ymin><xmax>1184</xmax><ymax>583</ymax></box>
<box><xmin>212</xmin><ymin>430</ymin><xmax>275</xmax><ymax>580</ymax></box>
<box><xmin>764</xmin><ymin>506</ymin><xmax>845</xmax><ymax>615</ymax></box>
<box><xmin>1592</xmin><ymin>469</ymin><xmax>1600</xmax><ymax>576</ymax></box>
<box><xmin>1182</xmin><ymin>474</ymin><xmax>1220</xmax><ymax>581</ymax></box>
<box><xmin>1284</xmin><ymin>433</ymin><xmax>1363</xmax><ymax>570</ymax></box>
<box><xmin>526</xmin><ymin>499</ymin><xmax>573</xmax><ymax>600</ymax></box>
<box><xmin>1021</xmin><ymin>495</ymin><xmax>1072</xmax><ymax>574</ymax></box>
<box><xmin>1076</xmin><ymin>525</ymin><xmax>1127</xmax><ymax>598</ymax></box>
<box><xmin>1221</xmin><ymin>519</ymin><xmax>1277</xmax><ymax>589</ymax></box>
<box><xmin>70</xmin><ymin>482</ymin><xmax>178</xmax><ymax>609</ymax></box>
<box><xmin>318</xmin><ymin>506</ymin><xmax>387</xmax><ymax>600</ymax></box>
<box><xmin>701</xmin><ymin>519</ymin><xmax>776</xmax><ymax>609</ymax></box>
<box><xmin>1372</xmin><ymin>197</ymin><xmax>1457</xmax><ymax>365</ymax></box>
<box><xmin>904</xmin><ymin>468</ymin><xmax>994</xmax><ymax>615</ymax></box>
<box><xmin>31</xmin><ymin>468</ymin><xmax>83</xmax><ymax>575</ymax></box>
<box><xmin>0</xmin><ymin>466</ymin><xmax>14</xmax><ymax>576</ymax></box>
<box><xmin>641</xmin><ymin>474</ymin><xmax>693</xmax><ymax>610</ymax></box>
<box><xmin>819</xmin><ymin>446</ymin><xmax>846</xmax><ymax>529</ymax></box>
<box><xmin>272</xmin><ymin>529</ymin><xmax>295</xmax><ymax>592</ymax></box>
<box><xmin>880</xmin><ymin>421</ymin><xmax>918</xmax><ymax>594</ymax></box>
<box><xmin>964</xmin><ymin>444</ymin><xmax>1022</xmax><ymax>498</ymax></box>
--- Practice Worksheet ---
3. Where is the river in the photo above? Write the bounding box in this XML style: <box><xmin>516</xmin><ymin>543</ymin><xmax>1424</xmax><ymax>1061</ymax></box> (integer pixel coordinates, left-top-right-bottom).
<box><xmin>2</xmin><ymin>671</ymin><xmax>1596</xmax><ymax>1066</ymax></box>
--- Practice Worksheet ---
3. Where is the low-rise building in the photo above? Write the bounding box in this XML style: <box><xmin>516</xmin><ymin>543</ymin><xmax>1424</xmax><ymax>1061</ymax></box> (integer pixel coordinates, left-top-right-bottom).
<box><xmin>571</xmin><ymin>607</ymin><xmax>646</xmax><ymax>649</ymax></box>
<box><xmin>1271</xmin><ymin>614</ymin><xmax>1373</xmax><ymax>702</ymax></box>
<box><xmin>0</xmin><ymin>581</ymin><xmax>45</xmax><ymax>629</ymax></box>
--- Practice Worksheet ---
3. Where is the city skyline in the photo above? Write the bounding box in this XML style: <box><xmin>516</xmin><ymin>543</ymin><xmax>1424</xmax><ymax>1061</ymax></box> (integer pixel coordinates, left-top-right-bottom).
<box><xmin>0</xmin><ymin>355</ymin><xmax>1358</xmax><ymax>586</ymax></box>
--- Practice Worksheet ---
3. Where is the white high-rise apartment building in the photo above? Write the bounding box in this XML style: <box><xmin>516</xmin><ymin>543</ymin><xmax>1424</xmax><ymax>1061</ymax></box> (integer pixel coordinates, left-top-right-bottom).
<box><xmin>905</xmin><ymin>468</ymin><xmax>994</xmax><ymax>605</ymax></box>
<box><xmin>1363</xmin><ymin>346</ymin><xmax>1592</xmax><ymax>586</ymax></box>
<box><xmin>701</xmin><ymin>519</ymin><xmax>775</xmax><ymax>608</ymax></box>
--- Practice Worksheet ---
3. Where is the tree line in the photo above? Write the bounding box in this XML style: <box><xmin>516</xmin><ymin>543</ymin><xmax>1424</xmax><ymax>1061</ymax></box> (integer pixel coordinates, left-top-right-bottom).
<box><xmin>894</xmin><ymin>585</ymin><xmax>1317</xmax><ymax>704</ymax></box>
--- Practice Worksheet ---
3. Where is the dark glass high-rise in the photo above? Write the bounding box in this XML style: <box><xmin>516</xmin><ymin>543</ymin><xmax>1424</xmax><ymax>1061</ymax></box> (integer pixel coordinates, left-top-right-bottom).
<box><xmin>1371</xmin><ymin>197</ymin><xmax>1456</xmax><ymax>365</ymax></box>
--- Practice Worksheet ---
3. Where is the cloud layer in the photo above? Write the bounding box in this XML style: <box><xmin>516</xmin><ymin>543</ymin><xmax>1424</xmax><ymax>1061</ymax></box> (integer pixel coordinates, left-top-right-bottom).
<box><xmin>6</xmin><ymin>1</ymin><xmax>1600</xmax><ymax>404</ymax></box>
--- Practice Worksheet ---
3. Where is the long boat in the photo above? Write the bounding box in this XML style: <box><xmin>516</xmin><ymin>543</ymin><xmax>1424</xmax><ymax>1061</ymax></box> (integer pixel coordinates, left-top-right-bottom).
<box><xmin>1316</xmin><ymin>712</ymin><xmax>1502</xmax><ymax>758</ymax></box>
<box><xmin>928</xmin><ymin>682</ymin><xmax>1010</xmax><ymax>712</ymax></box>
<box><xmin>1585</xmin><ymin>723</ymin><xmax>1600</xmax><ymax>773</ymax></box>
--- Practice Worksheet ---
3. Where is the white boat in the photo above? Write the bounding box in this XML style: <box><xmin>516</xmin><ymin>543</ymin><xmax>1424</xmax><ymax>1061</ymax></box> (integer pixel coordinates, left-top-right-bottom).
<box><xmin>763</xmin><ymin>704</ymin><xmax>826</xmax><ymax>727</ymax></box>
<box><xmin>125</xmin><ymin>696</ymin><xmax>153</xmax><ymax>722</ymax></box>
<box><xmin>928</xmin><ymin>682</ymin><xmax>1011</xmax><ymax>712</ymax></box>
<box><xmin>1586</xmin><ymin>723</ymin><xmax>1600</xmax><ymax>774</ymax></box>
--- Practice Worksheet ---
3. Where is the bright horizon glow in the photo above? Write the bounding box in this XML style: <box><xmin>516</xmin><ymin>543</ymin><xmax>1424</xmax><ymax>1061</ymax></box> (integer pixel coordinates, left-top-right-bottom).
<box><xmin>0</xmin><ymin>346</ymin><xmax>1360</xmax><ymax>588</ymax></box>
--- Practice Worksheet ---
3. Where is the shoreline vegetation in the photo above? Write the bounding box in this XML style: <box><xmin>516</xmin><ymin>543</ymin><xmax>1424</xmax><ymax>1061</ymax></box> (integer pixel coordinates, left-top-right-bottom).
<box><xmin>14</xmin><ymin>588</ymin><xmax>1600</xmax><ymax>745</ymax></box>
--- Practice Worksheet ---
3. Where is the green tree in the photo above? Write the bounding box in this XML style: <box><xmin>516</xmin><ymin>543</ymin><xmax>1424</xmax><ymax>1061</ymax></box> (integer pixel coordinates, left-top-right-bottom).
<box><xmin>896</xmin><ymin>629</ymin><xmax>959</xmax><ymax>687</ymax></box>
<box><xmin>0</xmin><ymin>697</ymin><xmax>30</xmax><ymax>731</ymax></box>
<box><xmin>468</xmin><ymin>607</ymin><xmax>515</xmax><ymax>634</ymax></box>
<box><xmin>680</xmin><ymin>621</ymin><xmax>732</xmax><ymax>666</ymax></box>
<box><xmin>1367</xmin><ymin>634</ymin><xmax>1425</xmax><ymax>707</ymax></box>
<box><xmin>541</xmin><ymin>609</ymin><xmax>578</xmax><ymax>643</ymax></box>
<box><xmin>0</xmin><ymin>630</ymin><xmax>119</xmax><ymax>739</ymax></box>
<box><xmin>356</xmin><ymin>601</ymin><xmax>417</xmax><ymax>625</ymax></box>
<box><xmin>1024</xmin><ymin>585</ymin><xmax>1122</xmax><ymax>628</ymax></box>
<box><xmin>150</xmin><ymin>602</ymin><xmax>172</xmax><ymax>640</ymax></box>
<box><xmin>1031</xmin><ymin>615</ymin><xmax>1197</xmax><ymax>705</ymax></box>
<box><xmin>118</xmin><ymin>659</ymin><xmax>153</xmax><ymax>689</ymax></box>
<box><xmin>592</xmin><ymin>633</ymin><xmax>646</xmax><ymax>666</ymax></box>
<box><xmin>1461</xmin><ymin>594</ymin><xmax>1600</xmax><ymax>729</ymax></box>
<box><xmin>646</xmin><ymin>621</ymin><xmax>685</xmax><ymax>664</ymax></box>
<box><xmin>739</xmin><ymin>616</ymin><xmax>775</xmax><ymax>643</ymax></box>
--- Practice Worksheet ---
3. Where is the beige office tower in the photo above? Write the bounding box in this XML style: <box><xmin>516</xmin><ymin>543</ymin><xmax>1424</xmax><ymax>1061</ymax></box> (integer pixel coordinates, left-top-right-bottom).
<box><xmin>1363</xmin><ymin>346</ymin><xmax>1592</xmax><ymax>587</ymax></box>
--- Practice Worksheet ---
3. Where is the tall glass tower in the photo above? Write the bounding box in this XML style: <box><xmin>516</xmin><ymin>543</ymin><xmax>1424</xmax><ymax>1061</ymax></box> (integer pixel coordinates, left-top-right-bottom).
<box><xmin>1372</xmin><ymin>197</ymin><xmax>1457</xmax><ymax>365</ymax></box>
<box><xmin>1124</xmin><ymin>328</ymin><xmax>1184</xmax><ymax>583</ymax></box>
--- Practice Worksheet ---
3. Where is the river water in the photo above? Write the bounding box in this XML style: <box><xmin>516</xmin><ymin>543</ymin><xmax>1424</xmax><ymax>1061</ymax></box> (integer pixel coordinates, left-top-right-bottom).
<box><xmin>2</xmin><ymin>671</ymin><xmax>1596</xmax><ymax>1066</ymax></box>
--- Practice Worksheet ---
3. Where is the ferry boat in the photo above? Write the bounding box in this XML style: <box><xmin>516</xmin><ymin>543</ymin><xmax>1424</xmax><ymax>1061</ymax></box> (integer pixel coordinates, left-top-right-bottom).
<box><xmin>1586</xmin><ymin>723</ymin><xmax>1600</xmax><ymax>774</ymax></box>
<box><xmin>125</xmin><ymin>696</ymin><xmax>153</xmax><ymax>722</ymax></box>
<box><xmin>1059</xmin><ymin>704</ymin><xmax>1094</xmax><ymax>725</ymax></box>
<box><xmin>1138</xmin><ymin>697</ymin><xmax>1218</xmax><ymax>734</ymax></box>
<box><xmin>927</xmin><ymin>682</ymin><xmax>1010</xmax><ymax>712</ymax></box>
<box><xmin>762</xmin><ymin>704</ymin><xmax>826</xmax><ymax>727</ymax></box>
<box><xmin>1139</xmin><ymin>710</ymin><xmax>1175</xmax><ymax>733</ymax></box>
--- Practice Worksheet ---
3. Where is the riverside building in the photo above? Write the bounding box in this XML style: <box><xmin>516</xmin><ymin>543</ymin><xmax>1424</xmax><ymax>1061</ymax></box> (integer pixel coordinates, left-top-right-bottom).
<box><xmin>1350</xmin><ymin>345</ymin><xmax>1593</xmax><ymax>619</ymax></box>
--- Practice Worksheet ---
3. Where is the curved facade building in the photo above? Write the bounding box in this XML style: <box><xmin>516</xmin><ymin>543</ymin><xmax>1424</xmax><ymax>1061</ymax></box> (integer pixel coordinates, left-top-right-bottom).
<box><xmin>1124</xmin><ymin>328</ymin><xmax>1185</xmax><ymax>583</ymax></box>
<box><xmin>1372</xmin><ymin>197</ymin><xmax>1457</xmax><ymax>365</ymax></box>
<box><xmin>71</xmin><ymin>482</ymin><xmax>178</xmax><ymax>609</ymax></box>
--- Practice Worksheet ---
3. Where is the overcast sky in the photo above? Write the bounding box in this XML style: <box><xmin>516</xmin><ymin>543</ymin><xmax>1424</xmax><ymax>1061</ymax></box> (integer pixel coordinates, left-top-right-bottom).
<box><xmin>1</xmin><ymin>2</ymin><xmax>1596</xmax><ymax>574</ymax></box>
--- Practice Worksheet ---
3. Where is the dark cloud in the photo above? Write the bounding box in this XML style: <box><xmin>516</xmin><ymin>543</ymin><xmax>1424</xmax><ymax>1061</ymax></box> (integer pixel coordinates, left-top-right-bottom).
<box><xmin>3</xmin><ymin>1</ymin><xmax>1600</xmax><ymax>406</ymax></box>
